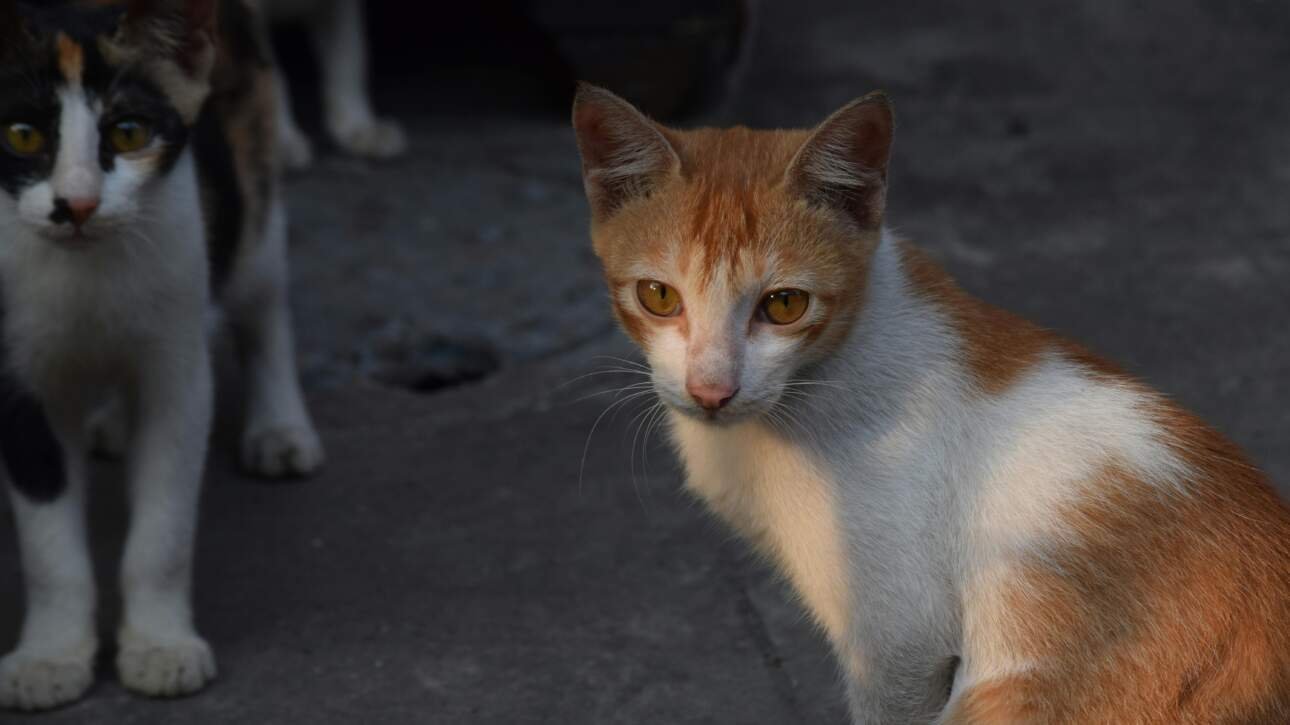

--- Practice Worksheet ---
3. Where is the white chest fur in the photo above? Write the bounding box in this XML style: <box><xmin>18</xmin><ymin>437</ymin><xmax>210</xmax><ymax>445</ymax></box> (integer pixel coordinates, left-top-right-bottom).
<box><xmin>0</xmin><ymin>151</ymin><xmax>209</xmax><ymax>399</ymax></box>
<box><xmin>669</xmin><ymin>414</ymin><xmax>854</xmax><ymax>648</ymax></box>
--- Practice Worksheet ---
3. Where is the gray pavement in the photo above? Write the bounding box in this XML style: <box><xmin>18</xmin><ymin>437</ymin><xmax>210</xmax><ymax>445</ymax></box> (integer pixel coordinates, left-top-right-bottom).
<box><xmin>2</xmin><ymin>1</ymin><xmax>1288</xmax><ymax>723</ymax></box>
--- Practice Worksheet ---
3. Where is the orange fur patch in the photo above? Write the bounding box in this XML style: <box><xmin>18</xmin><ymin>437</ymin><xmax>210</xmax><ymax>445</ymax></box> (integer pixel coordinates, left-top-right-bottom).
<box><xmin>897</xmin><ymin>242</ymin><xmax>1057</xmax><ymax>395</ymax></box>
<box><xmin>56</xmin><ymin>33</ymin><xmax>84</xmax><ymax>85</ymax></box>
<box><xmin>943</xmin><ymin>676</ymin><xmax>1044</xmax><ymax>724</ymax></box>
<box><xmin>590</xmin><ymin>124</ymin><xmax>880</xmax><ymax>357</ymax></box>
<box><xmin>961</xmin><ymin>412</ymin><xmax>1290</xmax><ymax>723</ymax></box>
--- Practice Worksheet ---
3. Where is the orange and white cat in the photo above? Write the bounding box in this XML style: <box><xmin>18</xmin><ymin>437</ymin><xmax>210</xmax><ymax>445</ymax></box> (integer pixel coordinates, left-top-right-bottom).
<box><xmin>572</xmin><ymin>84</ymin><xmax>1290</xmax><ymax>723</ymax></box>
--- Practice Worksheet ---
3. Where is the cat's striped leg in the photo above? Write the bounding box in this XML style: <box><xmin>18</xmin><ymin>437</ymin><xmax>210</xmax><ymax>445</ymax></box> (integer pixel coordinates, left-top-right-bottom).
<box><xmin>225</xmin><ymin>196</ymin><xmax>324</xmax><ymax>478</ymax></box>
<box><xmin>115</xmin><ymin>342</ymin><xmax>216</xmax><ymax>698</ymax></box>
<box><xmin>0</xmin><ymin>392</ymin><xmax>97</xmax><ymax>712</ymax></box>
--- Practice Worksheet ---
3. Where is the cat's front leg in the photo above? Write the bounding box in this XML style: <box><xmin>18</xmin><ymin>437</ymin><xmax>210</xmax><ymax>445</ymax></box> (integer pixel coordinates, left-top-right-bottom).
<box><xmin>311</xmin><ymin>0</ymin><xmax>407</xmax><ymax>159</ymax></box>
<box><xmin>0</xmin><ymin>397</ymin><xmax>97</xmax><ymax>711</ymax></box>
<box><xmin>115</xmin><ymin>342</ymin><xmax>216</xmax><ymax>698</ymax></box>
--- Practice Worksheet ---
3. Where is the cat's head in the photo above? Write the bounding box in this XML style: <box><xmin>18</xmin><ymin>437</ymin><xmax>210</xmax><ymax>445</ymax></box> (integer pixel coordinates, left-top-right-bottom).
<box><xmin>573</xmin><ymin>85</ymin><xmax>894</xmax><ymax>425</ymax></box>
<box><xmin>0</xmin><ymin>0</ymin><xmax>217</xmax><ymax>245</ymax></box>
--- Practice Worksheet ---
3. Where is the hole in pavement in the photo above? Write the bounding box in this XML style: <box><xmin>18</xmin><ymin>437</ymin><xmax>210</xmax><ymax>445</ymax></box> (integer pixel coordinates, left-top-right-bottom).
<box><xmin>358</xmin><ymin>321</ymin><xmax>501</xmax><ymax>394</ymax></box>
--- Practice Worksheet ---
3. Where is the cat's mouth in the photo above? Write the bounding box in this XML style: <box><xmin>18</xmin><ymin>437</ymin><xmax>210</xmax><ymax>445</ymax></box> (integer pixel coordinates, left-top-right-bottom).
<box><xmin>669</xmin><ymin>398</ymin><xmax>762</xmax><ymax>427</ymax></box>
<box><xmin>40</xmin><ymin>223</ymin><xmax>106</xmax><ymax>248</ymax></box>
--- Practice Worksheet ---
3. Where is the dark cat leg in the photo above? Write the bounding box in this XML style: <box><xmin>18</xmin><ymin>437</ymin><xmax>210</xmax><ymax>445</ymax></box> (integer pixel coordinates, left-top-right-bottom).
<box><xmin>0</xmin><ymin>385</ymin><xmax>97</xmax><ymax>711</ymax></box>
<box><xmin>115</xmin><ymin>339</ymin><xmax>216</xmax><ymax>697</ymax></box>
<box><xmin>224</xmin><ymin>197</ymin><xmax>324</xmax><ymax>477</ymax></box>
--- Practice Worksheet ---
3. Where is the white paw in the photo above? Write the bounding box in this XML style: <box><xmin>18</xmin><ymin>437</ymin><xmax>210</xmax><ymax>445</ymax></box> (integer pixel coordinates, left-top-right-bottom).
<box><xmin>0</xmin><ymin>647</ymin><xmax>95</xmax><ymax>711</ymax></box>
<box><xmin>279</xmin><ymin>126</ymin><xmax>315</xmax><ymax>171</ymax></box>
<box><xmin>116</xmin><ymin>634</ymin><xmax>216</xmax><ymax>699</ymax></box>
<box><xmin>330</xmin><ymin>117</ymin><xmax>408</xmax><ymax>159</ymax></box>
<box><xmin>241</xmin><ymin>424</ymin><xmax>325</xmax><ymax>478</ymax></box>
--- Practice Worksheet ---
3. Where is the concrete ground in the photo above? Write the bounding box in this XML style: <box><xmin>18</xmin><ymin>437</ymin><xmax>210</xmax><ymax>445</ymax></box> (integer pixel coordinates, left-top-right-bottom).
<box><xmin>3</xmin><ymin>1</ymin><xmax>1288</xmax><ymax>723</ymax></box>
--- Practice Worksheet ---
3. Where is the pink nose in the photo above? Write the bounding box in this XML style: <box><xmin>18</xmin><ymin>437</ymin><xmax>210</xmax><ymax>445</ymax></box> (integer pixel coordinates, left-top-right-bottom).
<box><xmin>687</xmin><ymin>381</ymin><xmax>739</xmax><ymax>411</ymax></box>
<box><xmin>59</xmin><ymin>197</ymin><xmax>99</xmax><ymax>228</ymax></box>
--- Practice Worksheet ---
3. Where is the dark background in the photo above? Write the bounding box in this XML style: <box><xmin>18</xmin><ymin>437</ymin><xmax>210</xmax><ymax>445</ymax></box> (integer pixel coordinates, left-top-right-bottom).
<box><xmin>3</xmin><ymin>1</ymin><xmax>1288</xmax><ymax>723</ymax></box>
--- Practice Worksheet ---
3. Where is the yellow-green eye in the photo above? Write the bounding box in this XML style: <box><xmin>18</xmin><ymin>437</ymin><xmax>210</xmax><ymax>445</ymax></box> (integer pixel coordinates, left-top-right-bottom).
<box><xmin>3</xmin><ymin>123</ymin><xmax>46</xmax><ymax>156</ymax></box>
<box><xmin>108</xmin><ymin>119</ymin><xmax>153</xmax><ymax>153</ymax></box>
<box><xmin>761</xmin><ymin>289</ymin><xmax>809</xmax><ymax>325</ymax></box>
<box><xmin>636</xmin><ymin>280</ymin><xmax>682</xmax><ymax>317</ymax></box>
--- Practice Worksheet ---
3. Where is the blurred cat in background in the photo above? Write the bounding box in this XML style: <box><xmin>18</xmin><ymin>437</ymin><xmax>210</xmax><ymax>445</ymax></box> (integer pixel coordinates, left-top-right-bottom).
<box><xmin>0</xmin><ymin>0</ymin><xmax>322</xmax><ymax>710</ymax></box>
<box><xmin>259</xmin><ymin>0</ymin><xmax>407</xmax><ymax>168</ymax></box>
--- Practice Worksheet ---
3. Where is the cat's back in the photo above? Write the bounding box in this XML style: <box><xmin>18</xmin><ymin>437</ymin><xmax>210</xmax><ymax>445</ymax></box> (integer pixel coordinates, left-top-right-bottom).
<box><xmin>901</xmin><ymin>246</ymin><xmax>1290</xmax><ymax>722</ymax></box>
<box><xmin>192</xmin><ymin>0</ymin><xmax>277</xmax><ymax>292</ymax></box>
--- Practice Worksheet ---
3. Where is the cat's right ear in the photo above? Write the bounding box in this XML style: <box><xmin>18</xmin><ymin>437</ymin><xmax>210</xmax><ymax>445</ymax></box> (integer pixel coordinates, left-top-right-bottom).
<box><xmin>572</xmin><ymin>83</ymin><xmax>681</xmax><ymax>221</ymax></box>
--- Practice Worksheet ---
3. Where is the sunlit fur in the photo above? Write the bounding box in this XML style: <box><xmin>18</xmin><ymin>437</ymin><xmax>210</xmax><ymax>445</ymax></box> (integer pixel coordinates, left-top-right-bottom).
<box><xmin>574</xmin><ymin>84</ymin><xmax>1290</xmax><ymax>723</ymax></box>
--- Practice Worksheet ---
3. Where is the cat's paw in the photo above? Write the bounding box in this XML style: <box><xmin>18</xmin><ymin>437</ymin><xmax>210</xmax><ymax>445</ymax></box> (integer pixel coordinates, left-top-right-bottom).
<box><xmin>279</xmin><ymin>126</ymin><xmax>315</xmax><ymax>171</ymax></box>
<box><xmin>330</xmin><ymin>117</ymin><xmax>408</xmax><ymax>160</ymax></box>
<box><xmin>241</xmin><ymin>424</ymin><xmax>325</xmax><ymax>478</ymax></box>
<box><xmin>116</xmin><ymin>633</ymin><xmax>216</xmax><ymax>699</ymax></box>
<box><xmin>0</xmin><ymin>647</ymin><xmax>95</xmax><ymax>711</ymax></box>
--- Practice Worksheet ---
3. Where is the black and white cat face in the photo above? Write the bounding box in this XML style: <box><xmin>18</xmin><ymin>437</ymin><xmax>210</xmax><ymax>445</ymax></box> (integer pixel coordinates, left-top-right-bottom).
<box><xmin>0</xmin><ymin>0</ymin><xmax>215</xmax><ymax>245</ymax></box>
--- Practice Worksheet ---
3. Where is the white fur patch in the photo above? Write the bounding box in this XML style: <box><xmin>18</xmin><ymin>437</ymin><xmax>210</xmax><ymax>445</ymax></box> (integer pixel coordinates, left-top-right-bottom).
<box><xmin>658</xmin><ymin>233</ymin><xmax>1197</xmax><ymax>719</ymax></box>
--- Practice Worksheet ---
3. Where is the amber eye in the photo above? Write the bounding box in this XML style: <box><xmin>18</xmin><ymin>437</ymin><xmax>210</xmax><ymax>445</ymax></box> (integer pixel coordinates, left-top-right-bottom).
<box><xmin>3</xmin><ymin>123</ymin><xmax>46</xmax><ymax>156</ymax></box>
<box><xmin>636</xmin><ymin>280</ymin><xmax>682</xmax><ymax>317</ymax></box>
<box><xmin>761</xmin><ymin>289</ymin><xmax>810</xmax><ymax>325</ymax></box>
<box><xmin>108</xmin><ymin>119</ymin><xmax>153</xmax><ymax>154</ymax></box>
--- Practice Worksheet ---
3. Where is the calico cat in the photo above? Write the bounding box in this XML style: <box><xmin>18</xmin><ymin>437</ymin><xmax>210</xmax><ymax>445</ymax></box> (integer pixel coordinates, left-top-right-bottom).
<box><xmin>258</xmin><ymin>0</ymin><xmax>407</xmax><ymax>169</ymax></box>
<box><xmin>572</xmin><ymin>84</ymin><xmax>1290</xmax><ymax>723</ymax></box>
<box><xmin>0</xmin><ymin>0</ymin><xmax>323</xmax><ymax>710</ymax></box>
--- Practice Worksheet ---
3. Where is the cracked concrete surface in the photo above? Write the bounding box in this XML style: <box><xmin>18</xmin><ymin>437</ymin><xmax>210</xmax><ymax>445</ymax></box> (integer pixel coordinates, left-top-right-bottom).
<box><xmin>2</xmin><ymin>1</ymin><xmax>1288</xmax><ymax>722</ymax></box>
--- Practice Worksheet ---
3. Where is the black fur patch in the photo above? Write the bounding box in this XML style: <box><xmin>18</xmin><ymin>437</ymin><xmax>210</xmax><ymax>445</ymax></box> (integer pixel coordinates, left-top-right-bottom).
<box><xmin>14</xmin><ymin>1</ymin><xmax>126</xmax><ymax>43</ymax></box>
<box><xmin>0</xmin><ymin>1</ymin><xmax>193</xmax><ymax>199</ymax></box>
<box><xmin>0</xmin><ymin>302</ymin><xmax>66</xmax><ymax>504</ymax></box>
<box><xmin>99</xmin><ymin>71</ymin><xmax>191</xmax><ymax>174</ymax></box>
<box><xmin>192</xmin><ymin>107</ymin><xmax>241</xmax><ymax>291</ymax></box>
<box><xmin>0</xmin><ymin>41</ymin><xmax>60</xmax><ymax>197</ymax></box>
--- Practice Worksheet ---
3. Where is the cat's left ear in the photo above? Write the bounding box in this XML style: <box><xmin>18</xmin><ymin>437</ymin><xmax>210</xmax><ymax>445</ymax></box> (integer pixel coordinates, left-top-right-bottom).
<box><xmin>121</xmin><ymin>0</ymin><xmax>218</xmax><ymax>74</ymax></box>
<box><xmin>114</xmin><ymin>0</ymin><xmax>218</xmax><ymax>122</ymax></box>
<box><xmin>787</xmin><ymin>91</ymin><xmax>895</xmax><ymax>229</ymax></box>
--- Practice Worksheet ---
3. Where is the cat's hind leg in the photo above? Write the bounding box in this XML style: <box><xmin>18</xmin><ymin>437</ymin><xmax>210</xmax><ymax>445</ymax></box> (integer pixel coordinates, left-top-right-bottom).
<box><xmin>311</xmin><ymin>0</ymin><xmax>407</xmax><ymax>159</ymax></box>
<box><xmin>224</xmin><ymin>197</ymin><xmax>324</xmax><ymax>478</ymax></box>
<box><xmin>0</xmin><ymin>393</ymin><xmax>97</xmax><ymax>711</ymax></box>
<box><xmin>273</xmin><ymin>68</ymin><xmax>315</xmax><ymax>171</ymax></box>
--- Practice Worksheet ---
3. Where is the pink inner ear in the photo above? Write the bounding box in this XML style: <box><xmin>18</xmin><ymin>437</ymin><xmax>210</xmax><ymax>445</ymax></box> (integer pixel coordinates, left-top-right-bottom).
<box><xmin>573</xmin><ymin>103</ymin><xmax>618</xmax><ymax>171</ymax></box>
<box><xmin>846</xmin><ymin>108</ymin><xmax>894</xmax><ymax>177</ymax></box>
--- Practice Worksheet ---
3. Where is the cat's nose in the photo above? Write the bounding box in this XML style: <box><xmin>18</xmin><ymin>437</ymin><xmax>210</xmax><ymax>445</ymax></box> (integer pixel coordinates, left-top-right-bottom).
<box><xmin>52</xmin><ymin>197</ymin><xmax>100</xmax><ymax>228</ymax></box>
<box><xmin>688</xmin><ymin>382</ymin><xmax>739</xmax><ymax>411</ymax></box>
